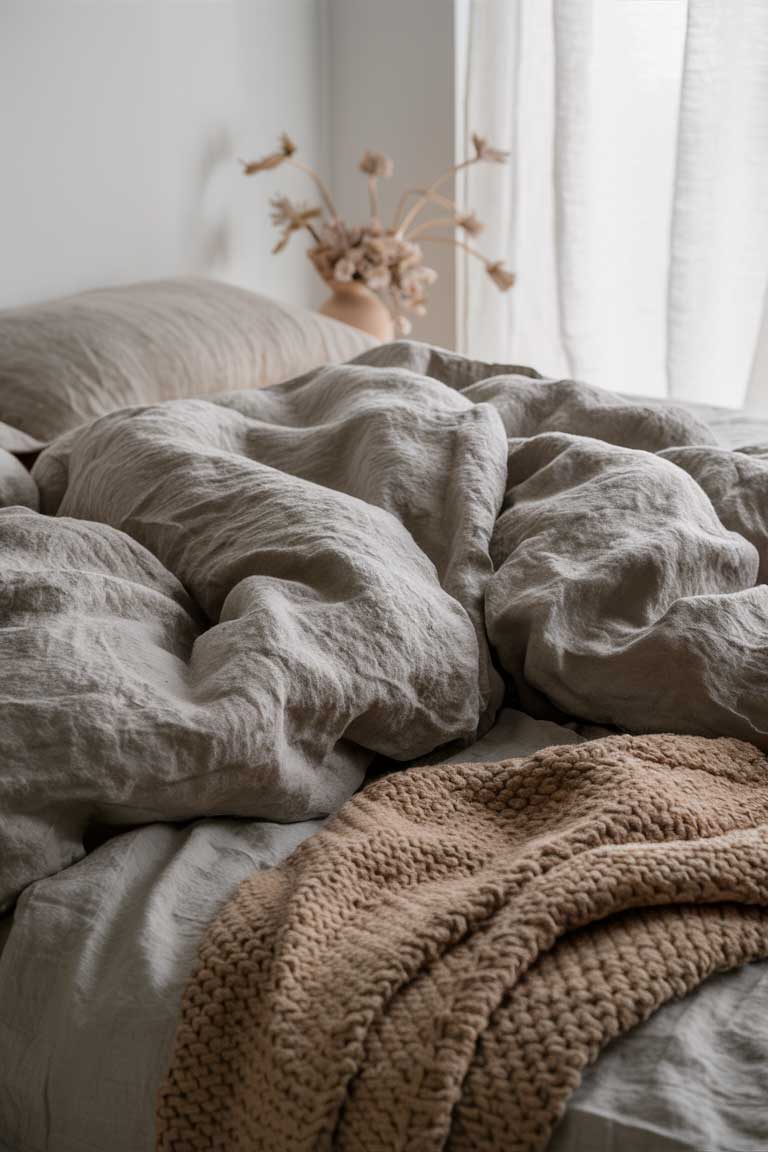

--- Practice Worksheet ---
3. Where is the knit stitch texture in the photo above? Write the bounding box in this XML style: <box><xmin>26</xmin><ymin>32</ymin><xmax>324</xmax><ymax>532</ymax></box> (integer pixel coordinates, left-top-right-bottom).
<box><xmin>157</xmin><ymin>734</ymin><xmax>768</xmax><ymax>1151</ymax></box>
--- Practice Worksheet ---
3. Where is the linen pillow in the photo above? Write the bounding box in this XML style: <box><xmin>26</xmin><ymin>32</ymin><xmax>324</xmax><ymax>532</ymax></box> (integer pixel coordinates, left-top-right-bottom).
<box><xmin>0</xmin><ymin>277</ymin><xmax>377</xmax><ymax>450</ymax></box>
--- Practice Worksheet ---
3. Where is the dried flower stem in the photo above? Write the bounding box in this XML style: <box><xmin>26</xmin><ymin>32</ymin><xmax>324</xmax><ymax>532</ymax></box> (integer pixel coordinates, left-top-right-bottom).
<box><xmin>393</xmin><ymin>187</ymin><xmax>458</xmax><ymax>228</ymax></box>
<box><xmin>396</xmin><ymin>157</ymin><xmax>480</xmax><ymax>236</ymax></box>
<box><xmin>368</xmin><ymin>175</ymin><xmax>379</xmax><ymax>221</ymax></box>
<box><xmin>287</xmin><ymin>158</ymin><xmax>339</xmax><ymax>219</ymax></box>
<box><xmin>416</xmin><ymin>232</ymin><xmax>488</xmax><ymax>264</ymax></box>
<box><xmin>419</xmin><ymin>234</ymin><xmax>515</xmax><ymax>290</ymax></box>
<box><xmin>407</xmin><ymin>216</ymin><xmax>462</xmax><ymax>240</ymax></box>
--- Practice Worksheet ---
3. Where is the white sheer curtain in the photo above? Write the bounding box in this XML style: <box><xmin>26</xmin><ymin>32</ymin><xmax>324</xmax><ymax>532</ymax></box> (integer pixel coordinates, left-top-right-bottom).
<box><xmin>460</xmin><ymin>0</ymin><xmax>768</xmax><ymax>409</ymax></box>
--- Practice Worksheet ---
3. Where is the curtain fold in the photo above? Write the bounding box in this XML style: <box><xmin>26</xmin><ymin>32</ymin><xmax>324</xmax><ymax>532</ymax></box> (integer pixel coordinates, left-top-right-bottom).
<box><xmin>462</xmin><ymin>0</ymin><xmax>768</xmax><ymax>409</ymax></box>
<box><xmin>667</xmin><ymin>0</ymin><xmax>768</xmax><ymax>406</ymax></box>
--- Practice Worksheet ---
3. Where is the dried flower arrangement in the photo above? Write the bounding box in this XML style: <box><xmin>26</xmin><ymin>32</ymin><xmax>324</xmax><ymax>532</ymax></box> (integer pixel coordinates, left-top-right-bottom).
<box><xmin>240</xmin><ymin>132</ymin><xmax>515</xmax><ymax>337</ymax></box>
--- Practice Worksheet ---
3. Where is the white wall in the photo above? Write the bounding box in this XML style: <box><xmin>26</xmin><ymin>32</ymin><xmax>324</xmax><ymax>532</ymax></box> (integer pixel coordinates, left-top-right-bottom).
<box><xmin>0</xmin><ymin>0</ymin><xmax>329</xmax><ymax>310</ymax></box>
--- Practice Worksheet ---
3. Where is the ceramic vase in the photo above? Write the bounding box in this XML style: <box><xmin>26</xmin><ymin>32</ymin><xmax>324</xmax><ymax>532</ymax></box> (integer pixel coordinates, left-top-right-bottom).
<box><xmin>318</xmin><ymin>281</ymin><xmax>394</xmax><ymax>341</ymax></box>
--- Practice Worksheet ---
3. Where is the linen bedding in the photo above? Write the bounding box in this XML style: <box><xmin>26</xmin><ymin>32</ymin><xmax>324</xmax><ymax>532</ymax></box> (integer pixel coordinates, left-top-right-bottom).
<box><xmin>1</xmin><ymin>341</ymin><xmax>768</xmax><ymax>1149</ymax></box>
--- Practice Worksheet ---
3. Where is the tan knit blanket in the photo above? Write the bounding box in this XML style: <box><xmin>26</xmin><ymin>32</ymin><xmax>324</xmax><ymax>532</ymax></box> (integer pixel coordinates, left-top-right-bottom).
<box><xmin>157</xmin><ymin>734</ymin><xmax>768</xmax><ymax>1152</ymax></box>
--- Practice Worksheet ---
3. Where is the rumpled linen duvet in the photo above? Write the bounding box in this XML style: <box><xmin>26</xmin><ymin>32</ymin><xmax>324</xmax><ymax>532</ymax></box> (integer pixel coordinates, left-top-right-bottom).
<box><xmin>1</xmin><ymin>341</ymin><xmax>767</xmax><ymax>910</ymax></box>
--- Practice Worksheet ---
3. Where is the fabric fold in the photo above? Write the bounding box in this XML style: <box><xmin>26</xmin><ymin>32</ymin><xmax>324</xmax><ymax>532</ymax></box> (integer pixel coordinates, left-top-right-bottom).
<box><xmin>156</xmin><ymin>733</ymin><xmax>768</xmax><ymax>1152</ymax></box>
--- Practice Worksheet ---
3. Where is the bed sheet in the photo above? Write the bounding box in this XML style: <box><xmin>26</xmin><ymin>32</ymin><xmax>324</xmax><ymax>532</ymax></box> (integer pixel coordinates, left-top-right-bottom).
<box><xmin>0</xmin><ymin>819</ymin><xmax>321</xmax><ymax>1152</ymax></box>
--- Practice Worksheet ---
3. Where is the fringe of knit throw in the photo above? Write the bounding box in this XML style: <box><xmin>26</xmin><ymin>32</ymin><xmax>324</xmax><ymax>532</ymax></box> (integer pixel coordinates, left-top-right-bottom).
<box><xmin>157</xmin><ymin>734</ymin><xmax>768</xmax><ymax>1151</ymax></box>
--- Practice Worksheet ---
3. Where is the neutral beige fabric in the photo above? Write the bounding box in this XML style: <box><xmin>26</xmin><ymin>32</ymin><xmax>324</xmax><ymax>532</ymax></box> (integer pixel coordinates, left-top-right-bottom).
<box><xmin>0</xmin><ymin>277</ymin><xmax>375</xmax><ymax>450</ymax></box>
<box><xmin>0</xmin><ymin>447</ymin><xmax>37</xmax><ymax>509</ymax></box>
<box><xmin>359</xmin><ymin>344</ymin><xmax>768</xmax><ymax>747</ymax></box>
<box><xmin>156</xmin><ymin>733</ymin><xmax>768</xmax><ymax>1152</ymax></box>
<box><xmin>1</xmin><ymin>362</ymin><xmax>506</xmax><ymax>910</ymax></box>
<box><xmin>4</xmin><ymin>340</ymin><xmax>768</xmax><ymax>914</ymax></box>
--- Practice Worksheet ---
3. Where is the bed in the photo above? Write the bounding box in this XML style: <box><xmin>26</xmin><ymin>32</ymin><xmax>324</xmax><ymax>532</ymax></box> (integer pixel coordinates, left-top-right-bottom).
<box><xmin>1</xmin><ymin>285</ymin><xmax>767</xmax><ymax>1151</ymax></box>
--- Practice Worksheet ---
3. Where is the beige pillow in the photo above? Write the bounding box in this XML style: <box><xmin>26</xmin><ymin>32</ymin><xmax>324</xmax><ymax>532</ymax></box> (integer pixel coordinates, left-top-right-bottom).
<box><xmin>0</xmin><ymin>277</ymin><xmax>377</xmax><ymax>451</ymax></box>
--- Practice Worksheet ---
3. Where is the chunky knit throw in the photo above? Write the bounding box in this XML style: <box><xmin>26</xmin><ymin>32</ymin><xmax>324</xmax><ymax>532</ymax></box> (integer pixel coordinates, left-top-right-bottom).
<box><xmin>157</xmin><ymin>735</ymin><xmax>768</xmax><ymax>1151</ymax></box>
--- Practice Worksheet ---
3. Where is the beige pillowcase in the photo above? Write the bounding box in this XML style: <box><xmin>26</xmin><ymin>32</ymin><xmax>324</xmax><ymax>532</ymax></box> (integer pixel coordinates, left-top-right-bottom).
<box><xmin>0</xmin><ymin>277</ymin><xmax>377</xmax><ymax>451</ymax></box>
